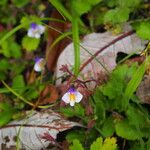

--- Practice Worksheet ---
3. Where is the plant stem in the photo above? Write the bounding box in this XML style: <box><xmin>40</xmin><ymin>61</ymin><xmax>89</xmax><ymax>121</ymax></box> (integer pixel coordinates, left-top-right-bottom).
<box><xmin>72</xmin><ymin>16</ymin><xmax>80</xmax><ymax>76</ymax></box>
<box><xmin>0</xmin><ymin>24</ymin><xmax>23</xmax><ymax>45</ymax></box>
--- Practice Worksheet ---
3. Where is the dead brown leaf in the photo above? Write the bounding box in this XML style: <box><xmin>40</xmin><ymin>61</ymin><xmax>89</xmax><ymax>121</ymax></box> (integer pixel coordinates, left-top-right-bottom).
<box><xmin>39</xmin><ymin>84</ymin><xmax>59</xmax><ymax>104</ymax></box>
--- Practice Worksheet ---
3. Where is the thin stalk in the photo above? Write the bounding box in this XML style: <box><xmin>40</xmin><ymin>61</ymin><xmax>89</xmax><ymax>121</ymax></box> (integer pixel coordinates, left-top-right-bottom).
<box><xmin>1</xmin><ymin>80</ymin><xmax>56</xmax><ymax>109</ymax></box>
<box><xmin>2</xmin><ymin>80</ymin><xmax>34</xmax><ymax>106</ymax></box>
<box><xmin>72</xmin><ymin>16</ymin><xmax>80</xmax><ymax>76</ymax></box>
<box><xmin>0</xmin><ymin>24</ymin><xmax>23</xmax><ymax>45</ymax></box>
<box><xmin>50</xmin><ymin>0</ymin><xmax>72</xmax><ymax>21</ymax></box>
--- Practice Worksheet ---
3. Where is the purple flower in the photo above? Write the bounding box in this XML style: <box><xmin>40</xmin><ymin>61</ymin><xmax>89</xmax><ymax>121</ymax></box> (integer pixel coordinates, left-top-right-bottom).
<box><xmin>27</xmin><ymin>23</ymin><xmax>45</xmax><ymax>39</ymax></box>
<box><xmin>62</xmin><ymin>87</ymin><xmax>83</xmax><ymax>106</ymax></box>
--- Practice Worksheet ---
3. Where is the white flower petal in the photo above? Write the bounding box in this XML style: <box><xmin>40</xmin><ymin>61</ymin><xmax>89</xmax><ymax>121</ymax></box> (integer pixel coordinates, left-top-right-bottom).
<box><xmin>27</xmin><ymin>29</ymin><xmax>34</xmax><ymax>37</ymax></box>
<box><xmin>62</xmin><ymin>93</ymin><xmax>70</xmax><ymax>103</ymax></box>
<box><xmin>34</xmin><ymin>63</ymin><xmax>42</xmax><ymax>72</ymax></box>
<box><xmin>38</xmin><ymin>25</ymin><xmax>45</xmax><ymax>34</ymax></box>
<box><xmin>70</xmin><ymin>101</ymin><xmax>75</xmax><ymax>107</ymax></box>
<box><xmin>75</xmin><ymin>91</ymin><xmax>83</xmax><ymax>103</ymax></box>
<box><xmin>34</xmin><ymin>33</ymin><xmax>41</xmax><ymax>39</ymax></box>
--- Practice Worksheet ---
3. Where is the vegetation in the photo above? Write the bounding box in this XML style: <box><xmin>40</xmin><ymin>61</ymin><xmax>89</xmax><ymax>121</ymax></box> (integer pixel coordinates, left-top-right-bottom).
<box><xmin>0</xmin><ymin>0</ymin><xmax>150</xmax><ymax>149</ymax></box>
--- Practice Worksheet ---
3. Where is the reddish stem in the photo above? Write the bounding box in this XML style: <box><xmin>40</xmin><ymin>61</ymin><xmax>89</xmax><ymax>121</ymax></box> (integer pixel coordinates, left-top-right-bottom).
<box><xmin>79</xmin><ymin>30</ymin><xmax>134</xmax><ymax>72</ymax></box>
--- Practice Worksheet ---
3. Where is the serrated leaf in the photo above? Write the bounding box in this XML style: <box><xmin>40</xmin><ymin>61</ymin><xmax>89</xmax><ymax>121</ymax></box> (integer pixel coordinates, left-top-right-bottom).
<box><xmin>115</xmin><ymin>120</ymin><xmax>141</xmax><ymax>140</ymax></box>
<box><xmin>72</xmin><ymin>0</ymin><xmax>102</xmax><ymax>16</ymax></box>
<box><xmin>90</xmin><ymin>137</ymin><xmax>103</xmax><ymax>150</ymax></box>
<box><xmin>126</xmin><ymin>105</ymin><xmax>146</xmax><ymax>126</ymax></box>
<box><xmin>22</xmin><ymin>36</ymin><xmax>40</xmax><ymax>51</ymax></box>
<box><xmin>69</xmin><ymin>139</ymin><xmax>84</xmax><ymax>150</ymax></box>
<box><xmin>101</xmin><ymin>65</ymin><xmax>129</xmax><ymax>99</ymax></box>
<box><xmin>104</xmin><ymin>7</ymin><xmax>130</xmax><ymax>24</ymax></box>
<box><xmin>90</xmin><ymin>137</ymin><xmax>117</xmax><ymax>150</ymax></box>
<box><xmin>102</xmin><ymin>137</ymin><xmax>117</xmax><ymax>150</ymax></box>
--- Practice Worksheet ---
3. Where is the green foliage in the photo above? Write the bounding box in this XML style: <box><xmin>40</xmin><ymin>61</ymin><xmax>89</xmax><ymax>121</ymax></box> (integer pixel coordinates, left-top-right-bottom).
<box><xmin>0</xmin><ymin>35</ymin><xmax>22</xmax><ymax>58</ymax></box>
<box><xmin>22</xmin><ymin>36</ymin><xmax>40</xmax><ymax>51</ymax></box>
<box><xmin>115</xmin><ymin>119</ymin><xmax>141</xmax><ymax>140</ymax></box>
<box><xmin>72</xmin><ymin>0</ymin><xmax>102</xmax><ymax>16</ymax></box>
<box><xmin>123</xmin><ymin>59</ymin><xmax>148</xmax><ymax>108</ymax></box>
<box><xmin>132</xmin><ymin>21</ymin><xmax>150</xmax><ymax>40</ymax></box>
<box><xmin>69</xmin><ymin>137</ymin><xmax>117</xmax><ymax>150</ymax></box>
<box><xmin>66</xmin><ymin>130</ymin><xmax>85</xmax><ymax>143</ymax></box>
<box><xmin>12</xmin><ymin>75</ymin><xmax>25</xmax><ymax>94</ymax></box>
<box><xmin>104</xmin><ymin>7</ymin><xmax>130</xmax><ymax>24</ymax></box>
<box><xmin>0</xmin><ymin>0</ymin><xmax>7</xmax><ymax>5</ymax></box>
<box><xmin>101</xmin><ymin>64</ymin><xmax>137</xmax><ymax>110</ymax></box>
<box><xmin>69</xmin><ymin>139</ymin><xmax>84</xmax><ymax>150</ymax></box>
<box><xmin>0</xmin><ymin>102</ymin><xmax>16</xmax><ymax>127</ymax></box>
<box><xmin>90</xmin><ymin>137</ymin><xmax>103</xmax><ymax>150</ymax></box>
<box><xmin>12</xmin><ymin>0</ymin><xmax>30</xmax><ymax>7</ymax></box>
<box><xmin>100</xmin><ymin>117</ymin><xmax>115</xmax><ymax>137</ymax></box>
<box><xmin>90</xmin><ymin>137</ymin><xmax>117</xmax><ymax>150</ymax></box>
<box><xmin>60</xmin><ymin>103</ymin><xmax>85</xmax><ymax>117</ymax></box>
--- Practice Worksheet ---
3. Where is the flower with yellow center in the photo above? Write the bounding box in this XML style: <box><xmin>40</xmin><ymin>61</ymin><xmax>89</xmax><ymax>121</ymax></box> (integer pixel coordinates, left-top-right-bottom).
<box><xmin>62</xmin><ymin>87</ymin><xmax>83</xmax><ymax>106</ymax></box>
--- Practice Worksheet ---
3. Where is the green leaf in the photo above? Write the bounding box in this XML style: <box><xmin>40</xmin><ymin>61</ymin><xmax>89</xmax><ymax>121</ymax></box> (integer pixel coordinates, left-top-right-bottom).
<box><xmin>118</xmin><ymin>0</ymin><xmax>141</xmax><ymax>8</ymax></box>
<box><xmin>72</xmin><ymin>0</ymin><xmax>102</xmax><ymax>16</ymax></box>
<box><xmin>101</xmin><ymin>65</ymin><xmax>129</xmax><ymax>99</ymax></box>
<box><xmin>66</xmin><ymin>130</ymin><xmax>85</xmax><ymax>143</ymax></box>
<box><xmin>101</xmin><ymin>117</ymin><xmax>115</xmax><ymax>137</ymax></box>
<box><xmin>69</xmin><ymin>139</ymin><xmax>84</xmax><ymax>150</ymax></box>
<box><xmin>133</xmin><ymin>21</ymin><xmax>150</xmax><ymax>40</ymax></box>
<box><xmin>90</xmin><ymin>137</ymin><xmax>103</xmax><ymax>150</ymax></box>
<box><xmin>115</xmin><ymin>120</ymin><xmax>141</xmax><ymax>140</ymax></box>
<box><xmin>24</xmin><ymin>87</ymin><xmax>39</xmax><ymax>100</ymax></box>
<box><xmin>104</xmin><ymin>7</ymin><xmax>130</xmax><ymax>24</ymax></box>
<box><xmin>123</xmin><ymin>59</ymin><xmax>148</xmax><ymax>108</ymax></box>
<box><xmin>0</xmin><ymin>102</ymin><xmax>15</xmax><ymax>127</ymax></box>
<box><xmin>0</xmin><ymin>38</ymin><xmax>21</xmax><ymax>58</ymax></box>
<box><xmin>0</xmin><ymin>59</ymin><xmax>10</xmax><ymax>71</ymax></box>
<box><xmin>12</xmin><ymin>0</ymin><xmax>30</xmax><ymax>7</ymax></box>
<box><xmin>90</xmin><ymin>137</ymin><xmax>117</xmax><ymax>150</ymax></box>
<box><xmin>12</xmin><ymin>75</ymin><xmax>25</xmax><ymax>94</ymax></box>
<box><xmin>22</xmin><ymin>36</ymin><xmax>40</xmax><ymax>51</ymax></box>
<box><xmin>102</xmin><ymin>137</ymin><xmax>118</xmax><ymax>150</ymax></box>
<box><xmin>0</xmin><ymin>0</ymin><xmax>7</xmax><ymax>5</ymax></box>
<box><xmin>9</xmin><ymin>42</ymin><xmax>22</xmax><ymax>58</ymax></box>
<box><xmin>60</xmin><ymin>104</ymin><xmax>85</xmax><ymax>117</ymax></box>
<box><xmin>0</xmin><ymin>110</ymin><xmax>13</xmax><ymax>126</ymax></box>
<box><xmin>126</xmin><ymin>105</ymin><xmax>146</xmax><ymax>126</ymax></box>
<box><xmin>94</xmin><ymin>100</ymin><xmax>105</xmax><ymax>122</ymax></box>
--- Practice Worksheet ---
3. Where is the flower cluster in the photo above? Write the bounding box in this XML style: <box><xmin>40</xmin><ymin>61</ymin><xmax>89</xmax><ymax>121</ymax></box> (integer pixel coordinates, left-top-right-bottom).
<box><xmin>34</xmin><ymin>57</ymin><xmax>46</xmax><ymax>72</ymax></box>
<box><xmin>62</xmin><ymin>87</ymin><xmax>83</xmax><ymax>106</ymax></box>
<box><xmin>27</xmin><ymin>23</ymin><xmax>45</xmax><ymax>39</ymax></box>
